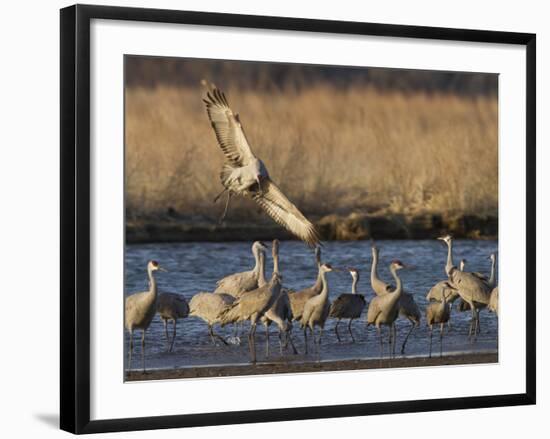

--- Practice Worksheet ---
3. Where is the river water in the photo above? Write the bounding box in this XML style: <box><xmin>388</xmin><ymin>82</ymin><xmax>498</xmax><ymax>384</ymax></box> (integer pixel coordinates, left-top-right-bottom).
<box><xmin>124</xmin><ymin>239</ymin><xmax>498</xmax><ymax>372</ymax></box>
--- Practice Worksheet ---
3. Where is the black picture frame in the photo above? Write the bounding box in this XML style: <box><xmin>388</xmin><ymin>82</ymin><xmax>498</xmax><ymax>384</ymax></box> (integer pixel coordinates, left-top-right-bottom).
<box><xmin>60</xmin><ymin>4</ymin><xmax>536</xmax><ymax>434</ymax></box>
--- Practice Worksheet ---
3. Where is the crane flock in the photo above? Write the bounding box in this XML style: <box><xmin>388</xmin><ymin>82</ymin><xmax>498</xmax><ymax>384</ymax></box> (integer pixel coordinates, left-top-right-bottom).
<box><xmin>125</xmin><ymin>236</ymin><xmax>498</xmax><ymax>371</ymax></box>
<box><xmin>124</xmin><ymin>83</ymin><xmax>497</xmax><ymax>372</ymax></box>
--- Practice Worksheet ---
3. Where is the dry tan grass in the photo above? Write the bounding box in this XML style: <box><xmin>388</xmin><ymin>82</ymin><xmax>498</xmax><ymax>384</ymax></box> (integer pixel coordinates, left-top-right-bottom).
<box><xmin>125</xmin><ymin>84</ymin><xmax>497</xmax><ymax>221</ymax></box>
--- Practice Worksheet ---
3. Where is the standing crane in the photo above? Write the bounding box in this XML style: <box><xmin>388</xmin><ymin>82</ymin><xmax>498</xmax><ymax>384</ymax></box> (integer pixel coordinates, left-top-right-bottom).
<box><xmin>366</xmin><ymin>260</ymin><xmax>407</xmax><ymax>358</ymax></box>
<box><xmin>370</xmin><ymin>245</ymin><xmax>420</xmax><ymax>354</ymax></box>
<box><xmin>300</xmin><ymin>263</ymin><xmax>335</xmax><ymax>354</ymax></box>
<box><xmin>202</xmin><ymin>81</ymin><xmax>320</xmax><ymax>247</ymax></box>
<box><xmin>214</xmin><ymin>240</ymin><xmax>267</xmax><ymax>339</ymax></box>
<box><xmin>156</xmin><ymin>293</ymin><xmax>189</xmax><ymax>352</ymax></box>
<box><xmin>288</xmin><ymin>247</ymin><xmax>323</xmax><ymax>323</ymax></box>
<box><xmin>329</xmin><ymin>268</ymin><xmax>366</xmax><ymax>342</ymax></box>
<box><xmin>261</xmin><ymin>239</ymin><xmax>298</xmax><ymax>356</ymax></box>
<box><xmin>125</xmin><ymin>260</ymin><xmax>167</xmax><ymax>372</ymax></box>
<box><xmin>426</xmin><ymin>284</ymin><xmax>456</xmax><ymax>357</ymax></box>
<box><xmin>219</xmin><ymin>250</ymin><xmax>283</xmax><ymax>363</ymax></box>
<box><xmin>448</xmin><ymin>266</ymin><xmax>491</xmax><ymax>341</ymax></box>
<box><xmin>455</xmin><ymin>255</ymin><xmax>497</xmax><ymax>335</ymax></box>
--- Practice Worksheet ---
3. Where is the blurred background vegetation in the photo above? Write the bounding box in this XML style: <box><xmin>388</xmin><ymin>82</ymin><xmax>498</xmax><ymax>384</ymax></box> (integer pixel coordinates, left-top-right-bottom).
<box><xmin>125</xmin><ymin>56</ymin><xmax>498</xmax><ymax>234</ymax></box>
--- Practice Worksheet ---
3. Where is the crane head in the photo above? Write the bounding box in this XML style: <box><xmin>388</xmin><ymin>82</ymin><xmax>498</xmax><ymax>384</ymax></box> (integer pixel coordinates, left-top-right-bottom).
<box><xmin>437</xmin><ymin>234</ymin><xmax>452</xmax><ymax>244</ymax></box>
<box><xmin>390</xmin><ymin>260</ymin><xmax>405</xmax><ymax>270</ymax></box>
<box><xmin>321</xmin><ymin>263</ymin><xmax>334</xmax><ymax>273</ymax></box>
<box><xmin>253</xmin><ymin>241</ymin><xmax>268</xmax><ymax>253</ymax></box>
<box><xmin>148</xmin><ymin>260</ymin><xmax>167</xmax><ymax>272</ymax></box>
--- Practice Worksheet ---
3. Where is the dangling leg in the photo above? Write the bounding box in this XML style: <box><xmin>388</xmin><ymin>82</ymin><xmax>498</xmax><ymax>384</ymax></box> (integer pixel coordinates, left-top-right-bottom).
<box><xmin>213</xmin><ymin>187</ymin><xmax>227</xmax><ymax>203</ymax></box>
<box><xmin>334</xmin><ymin>319</ymin><xmax>342</xmax><ymax>342</ymax></box>
<box><xmin>141</xmin><ymin>329</ymin><xmax>146</xmax><ymax>373</ymax></box>
<box><xmin>475</xmin><ymin>309</ymin><xmax>481</xmax><ymax>336</ymax></box>
<box><xmin>163</xmin><ymin>319</ymin><xmax>169</xmax><ymax>351</ymax></box>
<box><xmin>348</xmin><ymin>319</ymin><xmax>356</xmax><ymax>343</ymax></box>
<box><xmin>218</xmin><ymin>192</ymin><xmax>232</xmax><ymax>224</ymax></box>
<box><xmin>170</xmin><ymin>319</ymin><xmax>177</xmax><ymax>352</ymax></box>
<box><xmin>428</xmin><ymin>325</ymin><xmax>433</xmax><ymax>358</ymax></box>
<box><xmin>318</xmin><ymin>327</ymin><xmax>324</xmax><ymax>346</ymax></box>
<box><xmin>401</xmin><ymin>320</ymin><xmax>415</xmax><ymax>355</ymax></box>
<box><xmin>439</xmin><ymin>323</ymin><xmax>444</xmax><ymax>357</ymax></box>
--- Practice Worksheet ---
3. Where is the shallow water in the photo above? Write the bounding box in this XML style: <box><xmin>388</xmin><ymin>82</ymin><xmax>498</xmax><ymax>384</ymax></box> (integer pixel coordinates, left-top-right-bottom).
<box><xmin>124</xmin><ymin>239</ymin><xmax>498</xmax><ymax>372</ymax></box>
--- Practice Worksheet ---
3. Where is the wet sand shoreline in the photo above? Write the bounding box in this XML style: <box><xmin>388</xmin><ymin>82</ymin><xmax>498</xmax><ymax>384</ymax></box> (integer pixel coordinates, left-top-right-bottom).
<box><xmin>126</xmin><ymin>352</ymin><xmax>497</xmax><ymax>381</ymax></box>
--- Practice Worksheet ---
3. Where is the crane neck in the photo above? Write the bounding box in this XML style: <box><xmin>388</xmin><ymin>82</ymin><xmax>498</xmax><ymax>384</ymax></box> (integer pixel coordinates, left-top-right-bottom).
<box><xmin>319</xmin><ymin>270</ymin><xmax>330</xmax><ymax>300</ymax></box>
<box><xmin>488</xmin><ymin>257</ymin><xmax>496</xmax><ymax>287</ymax></box>
<box><xmin>445</xmin><ymin>240</ymin><xmax>454</xmax><ymax>277</ymax></box>
<box><xmin>273</xmin><ymin>246</ymin><xmax>280</xmax><ymax>275</ymax></box>
<box><xmin>389</xmin><ymin>266</ymin><xmax>403</xmax><ymax>304</ymax></box>
<box><xmin>252</xmin><ymin>247</ymin><xmax>262</xmax><ymax>273</ymax></box>
<box><xmin>351</xmin><ymin>275</ymin><xmax>359</xmax><ymax>295</ymax></box>
<box><xmin>257</xmin><ymin>252</ymin><xmax>267</xmax><ymax>288</ymax></box>
<box><xmin>371</xmin><ymin>249</ymin><xmax>381</xmax><ymax>285</ymax></box>
<box><xmin>312</xmin><ymin>264</ymin><xmax>323</xmax><ymax>292</ymax></box>
<box><xmin>147</xmin><ymin>266</ymin><xmax>158</xmax><ymax>298</ymax></box>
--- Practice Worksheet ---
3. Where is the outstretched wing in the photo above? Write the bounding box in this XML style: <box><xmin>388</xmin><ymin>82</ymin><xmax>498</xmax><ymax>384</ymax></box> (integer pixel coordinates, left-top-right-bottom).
<box><xmin>202</xmin><ymin>82</ymin><xmax>256</xmax><ymax>166</ymax></box>
<box><xmin>252</xmin><ymin>179</ymin><xmax>320</xmax><ymax>247</ymax></box>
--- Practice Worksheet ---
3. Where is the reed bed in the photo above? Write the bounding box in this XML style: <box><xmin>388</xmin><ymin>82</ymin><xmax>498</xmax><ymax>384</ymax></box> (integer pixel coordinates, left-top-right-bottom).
<box><xmin>125</xmin><ymin>84</ymin><xmax>497</xmax><ymax>222</ymax></box>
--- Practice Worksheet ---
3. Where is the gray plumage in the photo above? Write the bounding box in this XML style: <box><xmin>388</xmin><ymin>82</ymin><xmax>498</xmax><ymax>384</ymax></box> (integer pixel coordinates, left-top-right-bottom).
<box><xmin>370</xmin><ymin>245</ymin><xmax>421</xmax><ymax>353</ymax></box>
<box><xmin>488</xmin><ymin>286</ymin><xmax>499</xmax><ymax>315</ymax></box>
<box><xmin>425</xmin><ymin>284</ymin><xmax>455</xmax><ymax>358</ymax></box>
<box><xmin>125</xmin><ymin>260</ymin><xmax>167</xmax><ymax>372</ymax></box>
<box><xmin>448</xmin><ymin>266</ymin><xmax>491</xmax><ymax>341</ymax></box>
<box><xmin>366</xmin><ymin>260</ymin><xmax>406</xmax><ymax>358</ymax></box>
<box><xmin>202</xmin><ymin>81</ymin><xmax>320</xmax><ymax>247</ymax></box>
<box><xmin>156</xmin><ymin>293</ymin><xmax>189</xmax><ymax>352</ymax></box>
<box><xmin>214</xmin><ymin>241</ymin><xmax>267</xmax><ymax>297</ymax></box>
<box><xmin>261</xmin><ymin>240</ymin><xmax>298</xmax><ymax>356</ymax></box>
<box><xmin>288</xmin><ymin>247</ymin><xmax>323</xmax><ymax>322</ymax></box>
<box><xmin>426</xmin><ymin>257</ymin><xmax>464</xmax><ymax>304</ymax></box>
<box><xmin>329</xmin><ymin>268</ymin><xmax>366</xmax><ymax>342</ymax></box>
<box><xmin>300</xmin><ymin>263</ymin><xmax>334</xmax><ymax>354</ymax></box>
<box><xmin>219</xmin><ymin>259</ymin><xmax>283</xmax><ymax>362</ymax></box>
<box><xmin>189</xmin><ymin>292</ymin><xmax>235</xmax><ymax>345</ymax></box>
<box><xmin>456</xmin><ymin>254</ymin><xmax>497</xmax><ymax>312</ymax></box>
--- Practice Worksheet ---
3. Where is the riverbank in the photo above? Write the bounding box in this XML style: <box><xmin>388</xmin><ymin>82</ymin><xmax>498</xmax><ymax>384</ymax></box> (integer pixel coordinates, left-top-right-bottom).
<box><xmin>126</xmin><ymin>212</ymin><xmax>497</xmax><ymax>244</ymax></box>
<box><xmin>125</xmin><ymin>352</ymin><xmax>497</xmax><ymax>381</ymax></box>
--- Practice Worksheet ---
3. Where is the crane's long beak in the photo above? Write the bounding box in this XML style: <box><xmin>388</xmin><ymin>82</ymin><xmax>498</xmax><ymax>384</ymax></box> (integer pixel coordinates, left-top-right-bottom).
<box><xmin>158</xmin><ymin>267</ymin><xmax>168</xmax><ymax>272</ymax></box>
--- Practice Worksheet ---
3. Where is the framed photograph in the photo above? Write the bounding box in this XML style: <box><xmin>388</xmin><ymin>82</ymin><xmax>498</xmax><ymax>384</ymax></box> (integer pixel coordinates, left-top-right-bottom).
<box><xmin>60</xmin><ymin>4</ymin><xmax>536</xmax><ymax>434</ymax></box>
